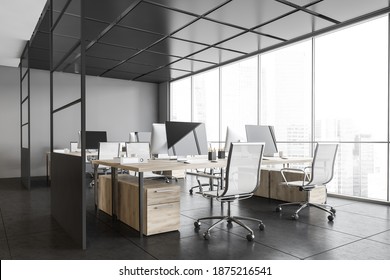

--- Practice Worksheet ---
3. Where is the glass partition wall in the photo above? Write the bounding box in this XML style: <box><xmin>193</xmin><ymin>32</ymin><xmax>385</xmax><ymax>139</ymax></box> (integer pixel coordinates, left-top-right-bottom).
<box><xmin>170</xmin><ymin>15</ymin><xmax>390</xmax><ymax>203</ymax></box>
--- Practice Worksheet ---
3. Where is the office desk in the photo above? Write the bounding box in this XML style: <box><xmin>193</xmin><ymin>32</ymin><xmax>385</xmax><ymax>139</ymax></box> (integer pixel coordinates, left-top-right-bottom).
<box><xmin>92</xmin><ymin>156</ymin><xmax>311</xmax><ymax>238</ymax></box>
<box><xmin>92</xmin><ymin>158</ymin><xmax>227</xmax><ymax>237</ymax></box>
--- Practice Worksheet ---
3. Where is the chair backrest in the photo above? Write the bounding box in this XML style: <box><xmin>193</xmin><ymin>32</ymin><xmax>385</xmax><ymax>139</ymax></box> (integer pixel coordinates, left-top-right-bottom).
<box><xmin>126</xmin><ymin>142</ymin><xmax>151</xmax><ymax>159</ymax></box>
<box><xmin>98</xmin><ymin>142</ymin><xmax>120</xmax><ymax>160</ymax></box>
<box><xmin>222</xmin><ymin>142</ymin><xmax>264</xmax><ymax>197</ymax></box>
<box><xmin>70</xmin><ymin>141</ymin><xmax>80</xmax><ymax>152</ymax></box>
<box><xmin>309</xmin><ymin>143</ymin><xmax>338</xmax><ymax>186</ymax></box>
<box><xmin>129</xmin><ymin>132</ymin><xmax>152</xmax><ymax>143</ymax></box>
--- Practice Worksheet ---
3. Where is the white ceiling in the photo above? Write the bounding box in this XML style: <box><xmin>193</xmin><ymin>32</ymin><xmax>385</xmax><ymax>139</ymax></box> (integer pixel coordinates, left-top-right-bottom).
<box><xmin>0</xmin><ymin>0</ymin><xmax>47</xmax><ymax>67</ymax></box>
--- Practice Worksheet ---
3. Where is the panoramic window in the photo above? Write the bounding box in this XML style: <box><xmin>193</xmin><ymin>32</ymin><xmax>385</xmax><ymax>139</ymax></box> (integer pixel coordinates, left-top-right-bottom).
<box><xmin>315</xmin><ymin>16</ymin><xmax>388</xmax><ymax>200</ymax></box>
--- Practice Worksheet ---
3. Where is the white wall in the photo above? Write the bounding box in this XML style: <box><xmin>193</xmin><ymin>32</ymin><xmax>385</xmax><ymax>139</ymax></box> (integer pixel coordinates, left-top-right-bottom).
<box><xmin>0</xmin><ymin>66</ymin><xmax>158</xmax><ymax>179</ymax></box>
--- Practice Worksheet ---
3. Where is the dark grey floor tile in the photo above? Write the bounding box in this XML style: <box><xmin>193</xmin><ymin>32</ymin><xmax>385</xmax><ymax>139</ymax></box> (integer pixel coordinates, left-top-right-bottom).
<box><xmin>133</xmin><ymin>229</ymin><xmax>297</xmax><ymax>260</ymax></box>
<box><xmin>368</xmin><ymin>229</ymin><xmax>390</xmax><ymax>245</ymax></box>
<box><xmin>307</xmin><ymin>238</ymin><xmax>390</xmax><ymax>260</ymax></box>
<box><xmin>7</xmin><ymin>230</ymin><xmax>85</xmax><ymax>259</ymax></box>
<box><xmin>84</xmin><ymin>232</ymin><xmax>156</xmax><ymax>260</ymax></box>
<box><xmin>289</xmin><ymin>207</ymin><xmax>390</xmax><ymax>238</ymax></box>
<box><xmin>0</xmin><ymin>238</ymin><xmax>11</xmax><ymax>259</ymax></box>
<box><xmin>3</xmin><ymin>214</ymin><xmax>61</xmax><ymax>238</ymax></box>
<box><xmin>335</xmin><ymin>201</ymin><xmax>390</xmax><ymax>220</ymax></box>
<box><xmin>2</xmin><ymin>178</ymin><xmax>390</xmax><ymax>260</ymax></box>
<box><xmin>227</xmin><ymin>212</ymin><xmax>360</xmax><ymax>259</ymax></box>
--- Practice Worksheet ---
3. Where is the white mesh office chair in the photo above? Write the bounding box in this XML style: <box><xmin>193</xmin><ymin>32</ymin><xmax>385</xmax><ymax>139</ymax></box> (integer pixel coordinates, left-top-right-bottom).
<box><xmin>125</xmin><ymin>142</ymin><xmax>151</xmax><ymax>161</ymax></box>
<box><xmin>125</xmin><ymin>142</ymin><xmax>164</xmax><ymax>179</ymax></box>
<box><xmin>194</xmin><ymin>142</ymin><xmax>265</xmax><ymax>241</ymax></box>
<box><xmin>275</xmin><ymin>143</ymin><xmax>338</xmax><ymax>221</ymax></box>
<box><xmin>90</xmin><ymin>142</ymin><xmax>120</xmax><ymax>187</ymax></box>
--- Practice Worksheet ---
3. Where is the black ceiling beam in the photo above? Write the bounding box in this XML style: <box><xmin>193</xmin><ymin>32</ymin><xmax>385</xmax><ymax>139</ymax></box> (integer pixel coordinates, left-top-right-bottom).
<box><xmin>275</xmin><ymin>0</ymin><xmax>340</xmax><ymax>24</ymax></box>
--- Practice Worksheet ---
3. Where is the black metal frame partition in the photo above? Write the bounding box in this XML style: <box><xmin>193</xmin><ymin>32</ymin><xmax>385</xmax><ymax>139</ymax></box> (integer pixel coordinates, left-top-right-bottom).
<box><xmin>49</xmin><ymin>0</ymin><xmax>87</xmax><ymax>249</ymax></box>
<box><xmin>20</xmin><ymin>42</ymin><xmax>31</xmax><ymax>190</ymax></box>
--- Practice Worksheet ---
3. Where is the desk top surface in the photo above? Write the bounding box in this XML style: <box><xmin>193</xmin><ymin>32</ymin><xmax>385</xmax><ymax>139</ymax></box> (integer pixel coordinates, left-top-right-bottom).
<box><xmin>92</xmin><ymin>156</ymin><xmax>312</xmax><ymax>173</ymax></box>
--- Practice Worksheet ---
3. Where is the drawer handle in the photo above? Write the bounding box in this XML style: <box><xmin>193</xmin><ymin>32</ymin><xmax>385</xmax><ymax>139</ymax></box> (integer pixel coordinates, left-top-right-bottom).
<box><xmin>154</xmin><ymin>190</ymin><xmax>175</xmax><ymax>193</ymax></box>
<box><xmin>154</xmin><ymin>204</ymin><xmax>174</xmax><ymax>209</ymax></box>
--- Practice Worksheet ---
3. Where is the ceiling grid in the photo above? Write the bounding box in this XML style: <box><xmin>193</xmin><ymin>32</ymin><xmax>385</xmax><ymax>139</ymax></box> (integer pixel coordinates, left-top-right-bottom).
<box><xmin>27</xmin><ymin>0</ymin><xmax>390</xmax><ymax>83</ymax></box>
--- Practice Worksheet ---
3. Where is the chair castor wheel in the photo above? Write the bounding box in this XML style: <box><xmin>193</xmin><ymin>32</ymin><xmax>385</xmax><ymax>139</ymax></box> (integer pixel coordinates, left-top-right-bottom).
<box><xmin>292</xmin><ymin>213</ymin><xmax>299</xmax><ymax>220</ymax></box>
<box><xmin>246</xmin><ymin>234</ymin><xmax>254</xmax><ymax>241</ymax></box>
<box><xmin>259</xmin><ymin>222</ymin><xmax>265</xmax><ymax>231</ymax></box>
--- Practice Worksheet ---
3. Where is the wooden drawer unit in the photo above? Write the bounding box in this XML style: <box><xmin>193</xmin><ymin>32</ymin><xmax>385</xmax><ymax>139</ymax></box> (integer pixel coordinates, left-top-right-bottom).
<box><xmin>269</xmin><ymin>170</ymin><xmax>326</xmax><ymax>203</ymax></box>
<box><xmin>98</xmin><ymin>174</ymin><xmax>180</xmax><ymax>235</ymax></box>
<box><xmin>253</xmin><ymin>169</ymin><xmax>270</xmax><ymax>198</ymax></box>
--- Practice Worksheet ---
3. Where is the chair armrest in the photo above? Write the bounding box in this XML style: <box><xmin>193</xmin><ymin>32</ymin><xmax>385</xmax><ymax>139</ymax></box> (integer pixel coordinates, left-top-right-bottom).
<box><xmin>186</xmin><ymin>171</ymin><xmax>220</xmax><ymax>180</ymax></box>
<box><xmin>280</xmin><ymin>167</ymin><xmax>310</xmax><ymax>187</ymax></box>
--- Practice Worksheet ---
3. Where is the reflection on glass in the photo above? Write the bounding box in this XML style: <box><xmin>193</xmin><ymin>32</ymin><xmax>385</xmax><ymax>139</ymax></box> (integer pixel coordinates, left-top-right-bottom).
<box><xmin>193</xmin><ymin>69</ymin><xmax>219</xmax><ymax>142</ymax></box>
<box><xmin>260</xmin><ymin>40</ymin><xmax>312</xmax><ymax>157</ymax></box>
<box><xmin>328</xmin><ymin>143</ymin><xmax>387</xmax><ymax>201</ymax></box>
<box><xmin>170</xmin><ymin>77</ymin><xmax>191</xmax><ymax>121</ymax></box>
<box><xmin>221</xmin><ymin>57</ymin><xmax>258</xmax><ymax>140</ymax></box>
<box><xmin>315</xmin><ymin>16</ymin><xmax>388</xmax><ymax>141</ymax></box>
<box><xmin>315</xmin><ymin>16</ymin><xmax>388</xmax><ymax>200</ymax></box>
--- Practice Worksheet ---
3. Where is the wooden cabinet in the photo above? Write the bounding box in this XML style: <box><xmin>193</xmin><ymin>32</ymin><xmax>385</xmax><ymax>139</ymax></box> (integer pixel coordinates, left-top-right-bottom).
<box><xmin>98</xmin><ymin>174</ymin><xmax>180</xmax><ymax>236</ymax></box>
<box><xmin>253</xmin><ymin>169</ymin><xmax>270</xmax><ymax>198</ymax></box>
<box><xmin>269</xmin><ymin>170</ymin><xmax>326</xmax><ymax>203</ymax></box>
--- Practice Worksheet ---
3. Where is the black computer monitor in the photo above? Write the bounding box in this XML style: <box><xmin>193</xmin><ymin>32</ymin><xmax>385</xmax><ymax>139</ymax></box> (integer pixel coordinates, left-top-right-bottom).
<box><xmin>245</xmin><ymin>125</ymin><xmax>278</xmax><ymax>157</ymax></box>
<box><xmin>85</xmin><ymin>131</ymin><xmax>107</xmax><ymax>150</ymax></box>
<box><xmin>165</xmin><ymin>121</ymin><xmax>208</xmax><ymax>157</ymax></box>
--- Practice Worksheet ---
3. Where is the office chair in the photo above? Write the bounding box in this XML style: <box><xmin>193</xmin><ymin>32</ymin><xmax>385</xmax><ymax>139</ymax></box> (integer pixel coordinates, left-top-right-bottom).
<box><xmin>90</xmin><ymin>142</ymin><xmax>120</xmax><ymax>187</ymax></box>
<box><xmin>125</xmin><ymin>142</ymin><xmax>167</xmax><ymax>180</ymax></box>
<box><xmin>275</xmin><ymin>143</ymin><xmax>338</xmax><ymax>221</ymax></box>
<box><xmin>194</xmin><ymin>142</ymin><xmax>266</xmax><ymax>241</ymax></box>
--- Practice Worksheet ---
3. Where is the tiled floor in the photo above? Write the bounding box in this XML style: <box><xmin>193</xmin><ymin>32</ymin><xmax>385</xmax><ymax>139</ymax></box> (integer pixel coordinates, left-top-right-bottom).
<box><xmin>1</xmin><ymin>177</ymin><xmax>390</xmax><ymax>260</ymax></box>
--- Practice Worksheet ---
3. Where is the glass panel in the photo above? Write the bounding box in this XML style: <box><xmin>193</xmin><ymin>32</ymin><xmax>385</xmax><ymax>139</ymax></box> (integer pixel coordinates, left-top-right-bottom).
<box><xmin>22</xmin><ymin>101</ymin><xmax>29</xmax><ymax>125</ymax></box>
<box><xmin>260</xmin><ymin>39</ymin><xmax>312</xmax><ymax>157</ymax></box>
<box><xmin>22</xmin><ymin>125</ymin><xmax>29</xmax><ymax>148</ymax></box>
<box><xmin>20</xmin><ymin>45</ymin><xmax>29</xmax><ymax>78</ymax></box>
<box><xmin>315</xmin><ymin>16</ymin><xmax>388</xmax><ymax>142</ymax></box>
<box><xmin>170</xmin><ymin>77</ymin><xmax>191</xmax><ymax>121</ymax></box>
<box><xmin>327</xmin><ymin>143</ymin><xmax>387</xmax><ymax>201</ymax></box>
<box><xmin>221</xmin><ymin>56</ymin><xmax>258</xmax><ymax>141</ymax></box>
<box><xmin>193</xmin><ymin>69</ymin><xmax>219</xmax><ymax>143</ymax></box>
<box><xmin>53</xmin><ymin>103</ymin><xmax>81</xmax><ymax>149</ymax></box>
<box><xmin>21</xmin><ymin>77</ymin><xmax>29</xmax><ymax>101</ymax></box>
<box><xmin>52</xmin><ymin>71</ymin><xmax>81</xmax><ymax>111</ymax></box>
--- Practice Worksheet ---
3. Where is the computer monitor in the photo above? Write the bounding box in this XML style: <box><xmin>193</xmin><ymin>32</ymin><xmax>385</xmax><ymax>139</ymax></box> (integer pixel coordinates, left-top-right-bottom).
<box><xmin>245</xmin><ymin>125</ymin><xmax>278</xmax><ymax>157</ymax></box>
<box><xmin>77</xmin><ymin>131</ymin><xmax>107</xmax><ymax>150</ymax></box>
<box><xmin>129</xmin><ymin>132</ymin><xmax>151</xmax><ymax>143</ymax></box>
<box><xmin>150</xmin><ymin>123</ymin><xmax>170</xmax><ymax>156</ymax></box>
<box><xmin>85</xmin><ymin>131</ymin><xmax>107</xmax><ymax>150</ymax></box>
<box><xmin>224</xmin><ymin>126</ymin><xmax>246</xmax><ymax>152</ymax></box>
<box><xmin>165</xmin><ymin>121</ymin><xmax>208</xmax><ymax>157</ymax></box>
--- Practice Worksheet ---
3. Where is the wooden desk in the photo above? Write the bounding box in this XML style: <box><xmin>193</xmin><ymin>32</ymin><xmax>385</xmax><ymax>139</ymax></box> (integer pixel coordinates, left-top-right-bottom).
<box><xmin>92</xmin><ymin>156</ymin><xmax>311</xmax><ymax>238</ymax></box>
<box><xmin>92</xmin><ymin>158</ymin><xmax>227</xmax><ymax>238</ymax></box>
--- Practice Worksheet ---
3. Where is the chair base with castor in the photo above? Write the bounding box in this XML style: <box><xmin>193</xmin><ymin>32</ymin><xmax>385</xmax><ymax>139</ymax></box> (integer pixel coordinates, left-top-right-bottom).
<box><xmin>194</xmin><ymin>201</ymin><xmax>265</xmax><ymax>241</ymax></box>
<box><xmin>189</xmin><ymin>169</ymin><xmax>221</xmax><ymax>195</ymax></box>
<box><xmin>276</xmin><ymin>143</ymin><xmax>339</xmax><ymax>222</ymax></box>
<box><xmin>276</xmin><ymin>201</ymin><xmax>336</xmax><ymax>221</ymax></box>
